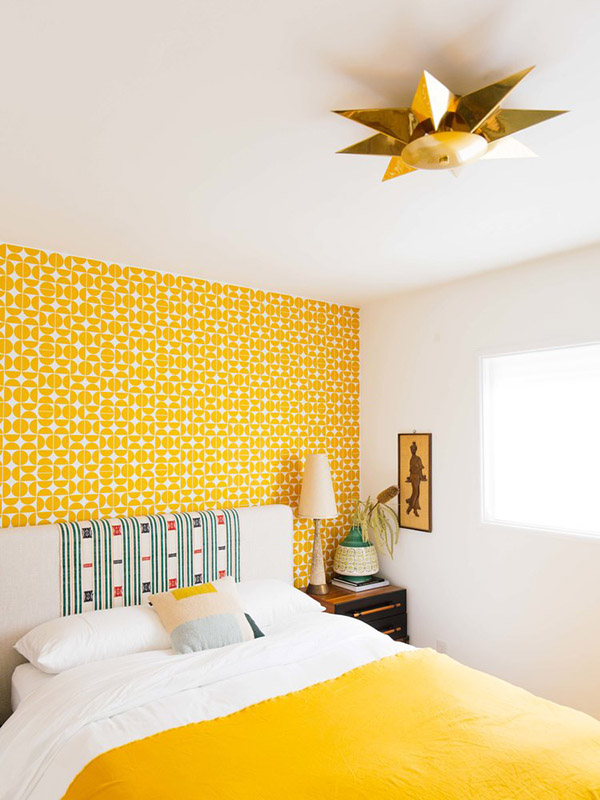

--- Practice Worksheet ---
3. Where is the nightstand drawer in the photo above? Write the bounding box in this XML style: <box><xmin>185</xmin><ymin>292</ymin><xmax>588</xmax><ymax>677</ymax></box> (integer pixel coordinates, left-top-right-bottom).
<box><xmin>365</xmin><ymin>613</ymin><xmax>407</xmax><ymax>638</ymax></box>
<box><xmin>338</xmin><ymin>589</ymin><xmax>406</xmax><ymax>620</ymax></box>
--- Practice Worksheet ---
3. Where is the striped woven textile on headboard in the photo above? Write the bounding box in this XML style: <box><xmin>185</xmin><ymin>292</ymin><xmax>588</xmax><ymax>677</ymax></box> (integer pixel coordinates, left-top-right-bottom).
<box><xmin>58</xmin><ymin>509</ymin><xmax>240</xmax><ymax>616</ymax></box>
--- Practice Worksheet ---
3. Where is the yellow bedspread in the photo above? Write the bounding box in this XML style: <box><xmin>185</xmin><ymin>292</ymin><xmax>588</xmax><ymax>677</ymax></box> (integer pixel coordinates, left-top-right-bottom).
<box><xmin>64</xmin><ymin>649</ymin><xmax>600</xmax><ymax>799</ymax></box>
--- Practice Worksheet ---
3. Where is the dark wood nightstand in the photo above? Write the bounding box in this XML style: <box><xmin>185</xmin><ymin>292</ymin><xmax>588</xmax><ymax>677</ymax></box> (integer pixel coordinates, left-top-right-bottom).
<box><xmin>309</xmin><ymin>584</ymin><xmax>408</xmax><ymax>643</ymax></box>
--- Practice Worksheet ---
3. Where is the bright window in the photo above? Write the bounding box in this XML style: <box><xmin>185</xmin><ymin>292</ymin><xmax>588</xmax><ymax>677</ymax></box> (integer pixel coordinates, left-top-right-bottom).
<box><xmin>481</xmin><ymin>343</ymin><xmax>600</xmax><ymax>535</ymax></box>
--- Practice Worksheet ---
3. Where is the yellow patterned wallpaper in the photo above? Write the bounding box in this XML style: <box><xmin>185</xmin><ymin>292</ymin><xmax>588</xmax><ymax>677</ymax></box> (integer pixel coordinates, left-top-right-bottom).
<box><xmin>0</xmin><ymin>243</ymin><xmax>359</xmax><ymax>586</ymax></box>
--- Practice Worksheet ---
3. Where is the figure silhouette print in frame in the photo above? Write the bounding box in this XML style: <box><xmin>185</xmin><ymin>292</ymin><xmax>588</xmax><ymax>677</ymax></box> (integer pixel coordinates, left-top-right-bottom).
<box><xmin>398</xmin><ymin>433</ymin><xmax>432</xmax><ymax>532</ymax></box>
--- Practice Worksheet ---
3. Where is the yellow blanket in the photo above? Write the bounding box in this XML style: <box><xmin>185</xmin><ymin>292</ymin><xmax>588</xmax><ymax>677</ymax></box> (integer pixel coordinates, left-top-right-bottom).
<box><xmin>64</xmin><ymin>649</ymin><xmax>600</xmax><ymax>799</ymax></box>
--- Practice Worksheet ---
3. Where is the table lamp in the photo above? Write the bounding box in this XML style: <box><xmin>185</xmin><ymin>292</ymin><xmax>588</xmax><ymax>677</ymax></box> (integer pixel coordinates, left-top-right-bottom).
<box><xmin>298</xmin><ymin>453</ymin><xmax>338</xmax><ymax>595</ymax></box>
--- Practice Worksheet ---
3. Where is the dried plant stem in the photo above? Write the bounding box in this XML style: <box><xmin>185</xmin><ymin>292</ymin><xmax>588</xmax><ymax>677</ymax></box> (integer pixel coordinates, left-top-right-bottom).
<box><xmin>350</xmin><ymin>488</ymin><xmax>401</xmax><ymax>559</ymax></box>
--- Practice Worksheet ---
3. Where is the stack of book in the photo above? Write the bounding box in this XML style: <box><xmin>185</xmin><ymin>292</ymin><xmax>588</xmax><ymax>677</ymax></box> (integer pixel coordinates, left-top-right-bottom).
<box><xmin>331</xmin><ymin>575</ymin><xmax>390</xmax><ymax>593</ymax></box>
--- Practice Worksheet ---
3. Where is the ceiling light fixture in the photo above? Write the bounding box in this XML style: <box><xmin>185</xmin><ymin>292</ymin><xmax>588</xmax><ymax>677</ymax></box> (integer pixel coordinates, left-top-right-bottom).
<box><xmin>334</xmin><ymin>67</ymin><xmax>567</xmax><ymax>181</ymax></box>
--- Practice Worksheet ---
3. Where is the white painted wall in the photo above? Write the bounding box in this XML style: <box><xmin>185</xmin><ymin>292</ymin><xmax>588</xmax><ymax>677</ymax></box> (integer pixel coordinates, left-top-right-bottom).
<box><xmin>360</xmin><ymin>244</ymin><xmax>600</xmax><ymax>718</ymax></box>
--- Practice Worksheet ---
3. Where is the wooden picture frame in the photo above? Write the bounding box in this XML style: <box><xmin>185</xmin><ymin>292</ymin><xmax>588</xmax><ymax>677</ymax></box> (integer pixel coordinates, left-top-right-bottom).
<box><xmin>398</xmin><ymin>433</ymin><xmax>432</xmax><ymax>533</ymax></box>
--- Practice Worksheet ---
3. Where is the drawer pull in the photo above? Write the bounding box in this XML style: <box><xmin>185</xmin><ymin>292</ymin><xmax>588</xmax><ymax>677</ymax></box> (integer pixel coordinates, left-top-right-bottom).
<box><xmin>353</xmin><ymin>602</ymin><xmax>401</xmax><ymax>618</ymax></box>
<box><xmin>382</xmin><ymin>627</ymin><xmax>403</xmax><ymax>635</ymax></box>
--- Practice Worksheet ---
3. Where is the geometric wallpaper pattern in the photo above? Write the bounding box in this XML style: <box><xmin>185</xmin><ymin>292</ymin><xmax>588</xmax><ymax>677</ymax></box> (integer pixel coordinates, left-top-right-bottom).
<box><xmin>0</xmin><ymin>243</ymin><xmax>360</xmax><ymax>586</ymax></box>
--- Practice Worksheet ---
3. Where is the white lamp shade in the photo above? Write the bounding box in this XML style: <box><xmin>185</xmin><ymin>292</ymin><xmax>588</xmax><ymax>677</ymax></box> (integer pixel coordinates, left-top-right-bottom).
<box><xmin>298</xmin><ymin>454</ymin><xmax>338</xmax><ymax>519</ymax></box>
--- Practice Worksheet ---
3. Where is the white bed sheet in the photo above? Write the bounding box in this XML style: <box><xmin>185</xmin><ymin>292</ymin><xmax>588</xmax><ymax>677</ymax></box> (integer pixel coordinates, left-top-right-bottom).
<box><xmin>11</xmin><ymin>663</ymin><xmax>55</xmax><ymax>711</ymax></box>
<box><xmin>0</xmin><ymin>613</ymin><xmax>414</xmax><ymax>800</ymax></box>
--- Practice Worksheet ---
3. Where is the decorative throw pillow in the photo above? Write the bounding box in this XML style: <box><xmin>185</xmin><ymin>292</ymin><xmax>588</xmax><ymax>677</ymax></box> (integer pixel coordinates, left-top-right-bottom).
<box><xmin>149</xmin><ymin>579</ymin><xmax>263</xmax><ymax>654</ymax></box>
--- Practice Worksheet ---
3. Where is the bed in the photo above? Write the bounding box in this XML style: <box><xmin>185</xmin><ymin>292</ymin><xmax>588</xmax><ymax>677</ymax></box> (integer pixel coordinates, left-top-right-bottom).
<box><xmin>0</xmin><ymin>504</ymin><xmax>599</xmax><ymax>800</ymax></box>
<box><xmin>10</xmin><ymin>663</ymin><xmax>54</xmax><ymax>711</ymax></box>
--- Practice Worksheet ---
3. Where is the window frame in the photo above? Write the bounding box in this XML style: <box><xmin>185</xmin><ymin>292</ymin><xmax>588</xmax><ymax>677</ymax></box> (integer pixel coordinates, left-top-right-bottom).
<box><xmin>479</xmin><ymin>340</ymin><xmax>600</xmax><ymax>541</ymax></box>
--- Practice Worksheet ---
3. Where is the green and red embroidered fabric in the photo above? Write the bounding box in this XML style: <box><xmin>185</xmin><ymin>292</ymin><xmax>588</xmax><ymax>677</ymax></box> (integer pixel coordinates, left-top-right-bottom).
<box><xmin>58</xmin><ymin>509</ymin><xmax>240</xmax><ymax>616</ymax></box>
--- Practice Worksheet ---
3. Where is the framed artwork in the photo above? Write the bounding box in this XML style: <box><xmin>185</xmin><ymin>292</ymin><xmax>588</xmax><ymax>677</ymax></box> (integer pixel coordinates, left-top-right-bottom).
<box><xmin>398</xmin><ymin>433</ymin><xmax>432</xmax><ymax>532</ymax></box>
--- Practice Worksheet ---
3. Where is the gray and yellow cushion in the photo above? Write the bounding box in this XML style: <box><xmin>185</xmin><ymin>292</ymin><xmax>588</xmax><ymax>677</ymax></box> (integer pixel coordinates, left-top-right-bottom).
<box><xmin>149</xmin><ymin>579</ymin><xmax>263</xmax><ymax>654</ymax></box>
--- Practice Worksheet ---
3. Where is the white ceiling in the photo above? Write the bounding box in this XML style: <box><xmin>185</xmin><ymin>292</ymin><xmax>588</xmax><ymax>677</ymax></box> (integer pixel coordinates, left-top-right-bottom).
<box><xmin>1</xmin><ymin>0</ymin><xmax>599</xmax><ymax>305</ymax></box>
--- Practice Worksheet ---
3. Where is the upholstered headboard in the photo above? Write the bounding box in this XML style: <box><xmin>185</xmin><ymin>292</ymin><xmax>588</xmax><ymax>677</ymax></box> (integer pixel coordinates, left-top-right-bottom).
<box><xmin>0</xmin><ymin>504</ymin><xmax>293</xmax><ymax>723</ymax></box>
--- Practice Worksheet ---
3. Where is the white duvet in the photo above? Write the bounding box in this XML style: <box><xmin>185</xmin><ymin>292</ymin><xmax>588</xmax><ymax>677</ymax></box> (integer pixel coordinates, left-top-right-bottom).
<box><xmin>0</xmin><ymin>613</ymin><xmax>412</xmax><ymax>800</ymax></box>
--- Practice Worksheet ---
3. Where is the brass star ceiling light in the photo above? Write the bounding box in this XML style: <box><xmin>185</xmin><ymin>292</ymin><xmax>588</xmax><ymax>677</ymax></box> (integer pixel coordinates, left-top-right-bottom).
<box><xmin>334</xmin><ymin>67</ymin><xmax>567</xmax><ymax>181</ymax></box>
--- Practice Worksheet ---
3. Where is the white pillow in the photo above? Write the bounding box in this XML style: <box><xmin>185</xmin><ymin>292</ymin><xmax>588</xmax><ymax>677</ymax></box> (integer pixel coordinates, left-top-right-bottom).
<box><xmin>235</xmin><ymin>579</ymin><xmax>324</xmax><ymax>631</ymax></box>
<box><xmin>14</xmin><ymin>605</ymin><xmax>171</xmax><ymax>674</ymax></box>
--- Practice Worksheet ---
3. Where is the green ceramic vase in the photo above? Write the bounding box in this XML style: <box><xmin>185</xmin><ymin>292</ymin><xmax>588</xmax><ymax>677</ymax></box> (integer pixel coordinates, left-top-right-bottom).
<box><xmin>333</xmin><ymin>527</ymin><xmax>379</xmax><ymax>583</ymax></box>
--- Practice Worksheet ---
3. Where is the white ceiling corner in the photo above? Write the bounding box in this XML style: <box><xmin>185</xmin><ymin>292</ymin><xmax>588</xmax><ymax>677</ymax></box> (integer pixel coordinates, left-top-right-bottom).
<box><xmin>0</xmin><ymin>0</ymin><xmax>598</xmax><ymax>305</ymax></box>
